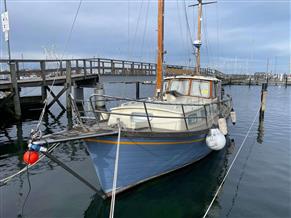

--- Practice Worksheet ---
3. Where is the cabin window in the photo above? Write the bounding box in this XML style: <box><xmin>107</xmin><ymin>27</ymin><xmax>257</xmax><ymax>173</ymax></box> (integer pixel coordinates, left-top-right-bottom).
<box><xmin>190</xmin><ymin>80</ymin><xmax>210</xmax><ymax>98</ymax></box>
<box><xmin>163</xmin><ymin>80</ymin><xmax>169</xmax><ymax>92</ymax></box>
<box><xmin>169</xmin><ymin>80</ymin><xmax>190</xmax><ymax>95</ymax></box>
<box><xmin>187</xmin><ymin>113</ymin><xmax>198</xmax><ymax>125</ymax></box>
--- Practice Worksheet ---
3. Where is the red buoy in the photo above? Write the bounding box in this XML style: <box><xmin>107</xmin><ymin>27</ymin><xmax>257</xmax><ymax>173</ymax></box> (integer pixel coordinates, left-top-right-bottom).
<box><xmin>23</xmin><ymin>150</ymin><xmax>39</xmax><ymax>165</ymax></box>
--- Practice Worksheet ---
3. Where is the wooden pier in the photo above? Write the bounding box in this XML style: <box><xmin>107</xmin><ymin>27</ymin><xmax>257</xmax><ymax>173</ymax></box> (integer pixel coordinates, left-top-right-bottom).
<box><xmin>0</xmin><ymin>57</ymin><xmax>290</xmax><ymax>119</ymax></box>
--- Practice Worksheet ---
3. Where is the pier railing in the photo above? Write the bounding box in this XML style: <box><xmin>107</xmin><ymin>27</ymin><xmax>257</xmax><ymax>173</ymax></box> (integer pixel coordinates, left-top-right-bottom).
<box><xmin>0</xmin><ymin>58</ymin><xmax>228</xmax><ymax>83</ymax></box>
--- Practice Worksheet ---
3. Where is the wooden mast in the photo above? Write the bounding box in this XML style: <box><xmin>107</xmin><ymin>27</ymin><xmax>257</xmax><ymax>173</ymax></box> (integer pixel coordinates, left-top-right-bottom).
<box><xmin>196</xmin><ymin>0</ymin><xmax>202</xmax><ymax>75</ymax></box>
<box><xmin>155</xmin><ymin>0</ymin><xmax>164</xmax><ymax>98</ymax></box>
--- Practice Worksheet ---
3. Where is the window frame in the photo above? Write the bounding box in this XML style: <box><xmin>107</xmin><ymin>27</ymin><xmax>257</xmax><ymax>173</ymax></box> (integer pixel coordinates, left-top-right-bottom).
<box><xmin>167</xmin><ymin>79</ymin><xmax>191</xmax><ymax>95</ymax></box>
<box><xmin>164</xmin><ymin>78</ymin><xmax>215</xmax><ymax>99</ymax></box>
<box><xmin>189</xmin><ymin>79</ymin><xmax>213</xmax><ymax>98</ymax></box>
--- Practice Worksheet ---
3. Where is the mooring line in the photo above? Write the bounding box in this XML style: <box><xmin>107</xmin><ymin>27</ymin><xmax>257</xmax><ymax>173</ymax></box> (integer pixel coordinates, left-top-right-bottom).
<box><xmin>21</xmin><ymin>164</ymin><xmax>31</xmax><ymax>217</ymax></box>
<box><xmin>109</xmin><ymin>122</ymin><xmax>122</xmax><ymax>218</ymax></box>
<box><xmin>0</xmin><ymin>143</ymin><xmax>60</xmax><ymax>185</ymax></box>
<box><xmin>202</xmin><ymin>108</ymin><xmax>260</xmax><ymax>218</ymax></box>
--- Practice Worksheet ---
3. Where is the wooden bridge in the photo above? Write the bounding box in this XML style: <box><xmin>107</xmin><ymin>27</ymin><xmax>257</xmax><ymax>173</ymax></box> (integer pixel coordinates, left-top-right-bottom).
<box><xmin>0</xmin><ymin>57</ymin><xmax>289</xmax><ymax>119</ymax></box>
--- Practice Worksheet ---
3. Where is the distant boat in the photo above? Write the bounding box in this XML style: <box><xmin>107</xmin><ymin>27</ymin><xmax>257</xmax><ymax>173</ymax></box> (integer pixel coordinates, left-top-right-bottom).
<box><xmin>31</xmin><ymin>0</ymin><xmax>234</xmax><ymax>197</ymax></box>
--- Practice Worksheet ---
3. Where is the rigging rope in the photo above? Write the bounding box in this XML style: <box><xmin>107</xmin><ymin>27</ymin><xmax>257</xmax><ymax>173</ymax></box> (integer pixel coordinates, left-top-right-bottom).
<box><xmin>21</xmin><ymin>165</ymin><xmax>31</xmax><ymax>217</ymax></box>
<box><xmin>140</xmin><ymin>0</ymin><xmax>150</xmax><ymax>61</ymax></box>
<box><xmin>109</xmin><ymin>121</ymin><xmax>121</xmax><ymax>218</ymax></box>
<box><xmin>183</xmin><ymin>0</ymin><xmax>195</xmax><ymax>68</ymax></box>
<box><xmin>215</xmin><ymin>3</ymin><xmax>220</xmax><ymax>70</ymax></box>
<box><xmin>129</xmin><ymin>0</ymin><xmax>144</xmax><ymax>61</ymax></box>
<box><xmin>202</xmin><ymin>7</ymin><xmax>211</xmax><ymax>67</ymax></box>
<box><xmin>202</xmin><ymin>108</ymin><xmax>260</xmax><ymax>218</ymax></box>
<box><xmin>176</xmin><ymin>0</ymin><xmax>188</xmax><ymax>66</ymax></box>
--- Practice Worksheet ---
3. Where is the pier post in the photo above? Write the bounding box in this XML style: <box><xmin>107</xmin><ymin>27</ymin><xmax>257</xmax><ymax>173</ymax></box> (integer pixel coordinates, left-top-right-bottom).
<box><xmin>136</xmin><ymin>82</ymin><xmax>140</xmax><ymax>99</ymax></box>
<box><xmin>122</xmin><ymin>61</ymin><xmax>125</xmax><ymax>75</ymax></box>
<box><xmin>59</xmin><ymin>61</ymin><xmax>63</xmax><ymax>76</ymax></box>
<box><xmin>285</xmin><ymin>76</ymin><xmax>288</xmax><ymax>87</ymax></box>
<box><xmin>66</xmin><ymin>60</ymin><xmax>72</xmax><ymax>113</ymax></box>
<box><xmin>73</xmin><ymin>84</ymin><xmax>84</xmax><ymax>112</ymax></box>
<box><xmin>73</xmin><ymin>85</ymin><xmax>84</xmax><ymax>104</ymax></box>
<box><xmin>10</xmin><ymin>62</ymin><xmax>21</xmax><ymax>119</ymax></box>
<box><xmin>40</xmin><ymin>61</ymin><xmax>47</xmax><ymax>102</ymax></box>
<box><xmin>111</xmin><ymin>60</ymin><xmax>114</xmax><ymax>74</ymax></box>
<box><xmin>145</xmin><ymin>64</ymin><xmax>148</xmax><ymax>75</ymax></box>
<box><xmin>76</xmin><ymin>60</ymin><xmax>80</xmax><ymax>74</ymax></box>
<box><xmin>98</xmin><ymin>58</ymin><xmax>101</xmax><ymax>75</ymax></box>
<box><xmin>83</xmin><ymin>59</ymin><xmax>87</xmax><ymax>78</ymax></box>
<box><xmin>16</xmin><ymin>61</ymin><xmax>20</xmax><ymax>80</ymax></box>
<box><xmin>90</xmin><ymin>60</ymin><xmax>93</xmax><ymax>74</ymax></box>
<box><xmin>131</xmin><ymin>62</ymin><xmax>134</xmax><ymax>75</ymax></box>
<box><xmin>259</xmin><ymin>83</ymin><xmax>267</xmax><ymax>121</ymax></box>
<box><xmin>141</xmin><ymin>63</ymin><xmax>143</xmax><ymax>75</ymax></box>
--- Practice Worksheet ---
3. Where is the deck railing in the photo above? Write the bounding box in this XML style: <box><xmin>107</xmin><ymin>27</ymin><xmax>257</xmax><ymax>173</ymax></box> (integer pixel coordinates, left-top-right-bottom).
<box><xmin>82</xmin><ymin>94</ymin><xmax>232</xmax><ymax>132</ymax></box>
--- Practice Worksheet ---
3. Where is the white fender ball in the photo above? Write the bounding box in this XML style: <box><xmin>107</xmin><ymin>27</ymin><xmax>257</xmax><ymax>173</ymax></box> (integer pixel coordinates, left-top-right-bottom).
<box><xmin>206</xmin><ymin>128</ymin><xmax>226</xmax><ymax>150</ymax></box>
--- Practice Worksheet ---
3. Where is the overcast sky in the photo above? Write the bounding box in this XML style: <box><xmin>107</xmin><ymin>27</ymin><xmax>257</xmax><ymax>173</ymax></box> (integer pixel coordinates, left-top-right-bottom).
<box><xmin>0</xmin><ymin>0</ymin><xmax>290</xmax><ymax>74</ymax></box>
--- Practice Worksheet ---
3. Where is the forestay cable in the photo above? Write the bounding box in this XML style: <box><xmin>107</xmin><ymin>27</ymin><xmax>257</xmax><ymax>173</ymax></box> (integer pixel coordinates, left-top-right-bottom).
<box><xmin>202</xmin><ymin>108</ymin><xmax>260</xmax><ymax>218</ymax></box>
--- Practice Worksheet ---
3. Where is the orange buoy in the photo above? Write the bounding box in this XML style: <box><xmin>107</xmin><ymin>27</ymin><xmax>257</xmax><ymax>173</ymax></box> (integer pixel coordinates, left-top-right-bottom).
<box><xmin>23</xmin><ymin>150</ymin><xmax>39</xmax><ymax>165</ymax></box>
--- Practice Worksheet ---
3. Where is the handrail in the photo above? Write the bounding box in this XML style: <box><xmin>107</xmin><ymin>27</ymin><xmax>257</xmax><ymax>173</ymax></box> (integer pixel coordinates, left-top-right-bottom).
<box><xmin>88</xmin><ymin>94</ymin><xmax>232</xmax><ymax>130</ymax></box>
<box><xmin>91</xmin><ymin>108</ymin><xmax>207</xmax><ymax>120</ymax></box>
<box><xmin>143</xmin><ymin>101</ymin><xmax>152</xmax><ymax>131</ymax></box>
<box><xmin>89</xmin><ymin>94</ymin><xmax>232</xmax><ymax>107</ymax></box>
<box><xmin>181</xmin><ymin>105</ymin><xmax>189</xmax><ymax>130</ymax></box>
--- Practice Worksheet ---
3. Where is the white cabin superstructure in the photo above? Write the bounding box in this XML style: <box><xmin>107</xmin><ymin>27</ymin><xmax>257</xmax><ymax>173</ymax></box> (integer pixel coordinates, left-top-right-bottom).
<box><xmin>108</xmin><ymin>75</ymin><xmax>224</xmax><ymax>132</ymax></box>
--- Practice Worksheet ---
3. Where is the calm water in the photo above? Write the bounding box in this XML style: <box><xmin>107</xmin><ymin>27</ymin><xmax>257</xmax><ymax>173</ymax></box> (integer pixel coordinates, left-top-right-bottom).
<box><xmin>0</xmin><ymin>77</ymin><xmax>290</xmax><ymax>218</ymax></box>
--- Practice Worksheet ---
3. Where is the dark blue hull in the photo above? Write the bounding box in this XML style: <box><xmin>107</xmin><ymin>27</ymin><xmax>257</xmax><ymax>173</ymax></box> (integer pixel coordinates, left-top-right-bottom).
<box><xmin>85</xmin><ymin>132</ymin><xmax>211</xmax><ymax>196</ymax></box>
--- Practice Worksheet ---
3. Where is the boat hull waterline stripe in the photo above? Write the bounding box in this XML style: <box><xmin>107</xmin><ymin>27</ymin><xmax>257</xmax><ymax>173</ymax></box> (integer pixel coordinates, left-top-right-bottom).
<box><xmin>84</xmin><ymin>137</ymin><xmax>205</xmax><ymax>145</ymax></box>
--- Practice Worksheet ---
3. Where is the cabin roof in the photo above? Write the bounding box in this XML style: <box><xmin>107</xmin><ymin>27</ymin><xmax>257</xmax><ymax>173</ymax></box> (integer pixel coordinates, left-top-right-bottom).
<box><xmin>164</xmin><ymin>75</ymin><xmax>220</xmax><ymax>81</ymax></box>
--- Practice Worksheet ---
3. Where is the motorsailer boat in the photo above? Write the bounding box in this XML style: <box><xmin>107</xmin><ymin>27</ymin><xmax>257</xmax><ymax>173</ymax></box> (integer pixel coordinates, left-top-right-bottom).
<box><xmin>25</xmin><ymin>0</ymin><xmax>235</xmax><ymax>198</ymax></box>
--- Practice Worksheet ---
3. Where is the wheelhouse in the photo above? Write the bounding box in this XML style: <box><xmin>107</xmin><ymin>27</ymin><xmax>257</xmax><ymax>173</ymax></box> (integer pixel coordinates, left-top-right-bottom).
<box><xmin>163</xmin><ymin>75</ymin><xmax>222</xmax><ymax>100</ymax></box>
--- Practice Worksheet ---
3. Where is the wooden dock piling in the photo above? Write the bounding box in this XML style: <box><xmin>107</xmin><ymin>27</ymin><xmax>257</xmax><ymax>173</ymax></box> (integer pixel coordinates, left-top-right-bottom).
<box><xmin>259</xmin><ymin>83</ymin><xmax>268</xmax><ymax>121</ymax></box>
<box><xmin>10</xmin><ymin>62</ymin><xmax>21</xmax><ymax>119</ymax></box>
<box><xmin>66</xmin><ymin>60</ymin><xmax>72</xmax><ymax>112</ymax></box>
<box><xmin>83</xmin><ymin>60</ymin><xmax>87</xmax><ymax>78</ymax></box>
<box><xmin>136</xmin><ymin>82</ymin><xmax>140</xmax><ymax>99</ymax></box>
<box><xmin>40</xmin><ymin>60</ymin><xmax>47</xmax><ymax>102</ymax></box>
